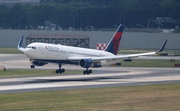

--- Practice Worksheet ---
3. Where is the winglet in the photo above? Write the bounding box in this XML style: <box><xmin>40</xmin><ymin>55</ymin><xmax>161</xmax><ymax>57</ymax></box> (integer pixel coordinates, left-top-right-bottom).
<box><xmin>157</xmin><ymin>40</ymin><xmax>167</xmax><ymax>52</ymax></box>
<box><xmin>18</xmin><ymin>36</ymin><xmax>25</xmax><ymax>52</ymax></box>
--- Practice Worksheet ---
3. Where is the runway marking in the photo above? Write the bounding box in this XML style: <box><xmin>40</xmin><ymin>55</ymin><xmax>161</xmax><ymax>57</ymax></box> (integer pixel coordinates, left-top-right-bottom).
<box><xmin>0</xmin><ymin>81</ymin><xmax>129</xmax><ymax>91</ymax></box>
<box><xmin>0</xmin><ymin>71</ymin><xmax>150</xmax><ymax>91</ymax></box>
<box><xmin>0</xmin><ymin>71</ymin><xmax>149</xmax><ymax>83</ymax></box>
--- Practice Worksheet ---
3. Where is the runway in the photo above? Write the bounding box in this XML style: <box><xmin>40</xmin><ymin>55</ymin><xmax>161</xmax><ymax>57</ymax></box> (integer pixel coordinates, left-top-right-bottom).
<box><xmin>0</xmin><ymin>54</ymin><xmax>180</xmax><ymax>94</ymax></box>
<box><xmin>1</xmin><ymin>67</ymin><xmax>180</xmax><ymax>94</ymax></box>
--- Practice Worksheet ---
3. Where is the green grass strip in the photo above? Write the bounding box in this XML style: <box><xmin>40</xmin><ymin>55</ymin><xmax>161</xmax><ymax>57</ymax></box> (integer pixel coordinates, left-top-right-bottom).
<box><xmin>0</xmin><ymin>69</ymin><xmax>82</xmax><ymax>78</ymax></box>
<box><xmin>120</xmin><ymin>59</ymin><xmax>180</xmax><ymax>67</ymax></box>
<box><xmin>0</xmin><ymin>83</ymin><xmax>180</xmax><ymax>111</ymax></box>
<box><xmin>0</xmin><ymin>48</ymin><xmax>23</xmax><ymax>54</ymax></box>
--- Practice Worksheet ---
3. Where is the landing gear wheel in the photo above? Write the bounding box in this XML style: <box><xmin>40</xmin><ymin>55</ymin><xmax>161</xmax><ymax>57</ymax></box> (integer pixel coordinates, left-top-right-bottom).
<box><xmin>59</xmin><ymin>70</ymin><xmax>62</xmax><ymax>74</ymax></box>
<box><xmin>56</xmin><ymin>69</ymin><xmax>64</xmax><ymax>74</ymax></box>
<box><xmin>62</xmin><ymin>68</ymin><xmax>65</xmax><ymax>73</ymax></box>
<box><xmin>83</xmin><ymin>69</ymin><xmax>92</xmax><ymax>75</ymax></box>
<box><xmin>56</xmin><ymin>64</ymin><xmax>65</xmax><ymax>74</ymax></box>
<box><xmin>30</xmin><ymin>65</ymin><xmax>35</xmax><ymax>69</ymax></box>
<box><xmin>83</xmin><ymin>70</ymin><xmax>86</xmax><ymax>75</ymax></box>
<box><xmin>56</xmin><ymin>69</ymin><xmax>59</xmax><ymax>74</ymax></box>
<box><xmin>89</xmin><ymin>69</ymin><xmax>92</xmax><ymax>74</ymax></box>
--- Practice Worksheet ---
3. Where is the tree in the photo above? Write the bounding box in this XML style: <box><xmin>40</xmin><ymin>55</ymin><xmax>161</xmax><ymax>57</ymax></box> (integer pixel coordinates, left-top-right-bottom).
<box><xmin>0</xmin><ymin>0</ymin><xmax>180</xmax><ymax>29</ymax></box>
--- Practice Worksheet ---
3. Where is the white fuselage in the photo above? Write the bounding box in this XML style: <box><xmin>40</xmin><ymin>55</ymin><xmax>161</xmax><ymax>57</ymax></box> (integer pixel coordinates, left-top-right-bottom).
<box><xmin>24</xmin><ymin>42</ymin><xmax>115</xmax><ymax>62</ymax></box>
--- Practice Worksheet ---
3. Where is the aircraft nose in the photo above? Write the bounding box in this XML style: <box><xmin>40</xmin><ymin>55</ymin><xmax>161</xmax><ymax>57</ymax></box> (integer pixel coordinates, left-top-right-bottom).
<box><xmin>23</xmin><ymin>48</ymin><xmax>33</xmax><ymax>57</ymax></box>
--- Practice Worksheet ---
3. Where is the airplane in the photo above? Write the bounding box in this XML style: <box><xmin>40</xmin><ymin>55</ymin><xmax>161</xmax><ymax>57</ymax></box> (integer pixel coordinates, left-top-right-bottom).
<box><xmin>18</xmin><ymin>24</ymin><xmax>167</xmax><ymax>75</ymax></box>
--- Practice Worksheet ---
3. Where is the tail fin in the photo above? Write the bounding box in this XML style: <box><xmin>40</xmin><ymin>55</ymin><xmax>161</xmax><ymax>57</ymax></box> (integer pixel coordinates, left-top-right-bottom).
<box><xmin>104</xmin><ymin>24</ymin><xmax>125</xmax><ymax>55</ymax></box>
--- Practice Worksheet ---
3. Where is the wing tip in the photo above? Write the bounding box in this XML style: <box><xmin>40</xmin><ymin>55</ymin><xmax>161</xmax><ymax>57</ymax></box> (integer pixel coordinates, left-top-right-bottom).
<box><xmin>157</xmin><ymin>40</ymin><xmax>167</xmax><ymax>52</ymax></box>
<box><xmin>18</xmin><ymin>36</ymin><xmax>24</xmax><ymax>51</ymax></box>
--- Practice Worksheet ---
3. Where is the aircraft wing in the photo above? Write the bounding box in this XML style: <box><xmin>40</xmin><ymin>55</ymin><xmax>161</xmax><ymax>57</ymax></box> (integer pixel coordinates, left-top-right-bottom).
<box><xmin>67</xmin><ymin>40</ymin><xmax>167</xmax><ymax>61</ymax></box>
<box><xmin>67</xmin><ymin>52</ymin><xmax>156</xmax><ymax>61</ymax></box>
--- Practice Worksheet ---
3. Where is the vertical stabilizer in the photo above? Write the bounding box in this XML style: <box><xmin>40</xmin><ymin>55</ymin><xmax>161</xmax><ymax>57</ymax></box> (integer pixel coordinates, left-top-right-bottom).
<box><xmin>104</xmin><ymin>24</ymin><xmax>125</xmax><ymax>55</ymax></box>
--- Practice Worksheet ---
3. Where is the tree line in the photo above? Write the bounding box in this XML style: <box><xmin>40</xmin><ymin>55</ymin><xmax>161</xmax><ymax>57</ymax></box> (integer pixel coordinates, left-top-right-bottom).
<box><xmin>0</xmin><ymin>0</ymin><xmax>180</xmax><ymax>30</ymax></box>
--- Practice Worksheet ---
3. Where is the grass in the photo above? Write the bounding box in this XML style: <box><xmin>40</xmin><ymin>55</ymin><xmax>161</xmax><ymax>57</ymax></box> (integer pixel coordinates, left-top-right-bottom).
<box><xmin>120</xmin><ymin>59</ymin><xmax>180</xmax><ymax>67</ymax></box>
<box><xmin>0</xmin><ymin>69</ymin><xmax>53</xmax><ymax>78</ymax></box>
<box><xmin>0</xmin><ymin>83</ymin><xmax>180</xmax><ymax>111</ymax></box>
<box><xmin>0</xmin><ymin>47</ymin><xmax>23</xmax><ymax>54</ymax></box>
<box><xmin>0</xmin><ymin>69</ymin><xmax>82</xmax><ymax>78</ymax></box>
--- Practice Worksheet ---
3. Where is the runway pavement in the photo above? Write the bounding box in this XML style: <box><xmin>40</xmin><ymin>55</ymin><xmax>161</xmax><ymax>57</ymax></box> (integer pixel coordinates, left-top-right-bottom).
<box><xmin>0</xmin><ymin>54</ymin><xmax>180</xmax><ymax>94</ymax></box>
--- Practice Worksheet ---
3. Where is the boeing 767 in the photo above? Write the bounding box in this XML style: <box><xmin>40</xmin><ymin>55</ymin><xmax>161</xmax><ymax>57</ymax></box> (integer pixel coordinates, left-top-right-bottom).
<box><xmin>18</xmin><ymin>24</ymin><xmax>167</xmax><ymax>74</ymax></box>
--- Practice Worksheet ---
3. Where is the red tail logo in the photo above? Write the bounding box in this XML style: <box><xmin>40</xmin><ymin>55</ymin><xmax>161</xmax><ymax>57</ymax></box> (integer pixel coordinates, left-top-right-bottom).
<box><xmin>105</xmin><ymin>24</ymin><xmax>125</xmax><ymax>55</ymax></box>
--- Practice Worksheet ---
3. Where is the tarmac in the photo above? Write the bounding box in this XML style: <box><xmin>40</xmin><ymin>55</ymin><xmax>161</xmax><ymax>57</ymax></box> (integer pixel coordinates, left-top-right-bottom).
<box><xmin>0</xmin><ymin>54</ymin><xmax>180</xmax><ymax>94</ymax></box>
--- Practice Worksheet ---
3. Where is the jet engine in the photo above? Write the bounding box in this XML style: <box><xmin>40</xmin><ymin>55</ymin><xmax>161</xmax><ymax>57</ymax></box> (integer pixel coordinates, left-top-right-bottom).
<box><xmin>79</xmin><ymin>59</ymin><xmax>92</xmax><ymax>68</ymax></box>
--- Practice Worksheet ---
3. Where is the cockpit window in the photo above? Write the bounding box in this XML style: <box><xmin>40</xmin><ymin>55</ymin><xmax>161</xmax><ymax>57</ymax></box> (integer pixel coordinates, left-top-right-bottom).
<box><xmin>27</xmin><ymin>46</ymin><xmax>36</xmax><ymax>49</ymax></box>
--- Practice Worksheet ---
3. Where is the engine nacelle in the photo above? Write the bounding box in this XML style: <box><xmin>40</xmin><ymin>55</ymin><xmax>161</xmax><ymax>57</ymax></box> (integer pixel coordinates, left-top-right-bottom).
<box><xmin>32</xmin><ymin>61</ymin><xmax>48</xmax><ymax>66</ymax></box>
<box><xmin>79</xmin><ymin>59</ymin><xmax>92</xmax><ymax>68</ymax></box>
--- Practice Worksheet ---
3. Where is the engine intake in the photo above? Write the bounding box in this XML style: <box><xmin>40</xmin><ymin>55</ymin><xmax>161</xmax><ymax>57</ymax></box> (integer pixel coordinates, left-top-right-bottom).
<box><xmin>79</xmin><ymin>59</ymin><xmax>92</xmax><ymax>68</ymax></box>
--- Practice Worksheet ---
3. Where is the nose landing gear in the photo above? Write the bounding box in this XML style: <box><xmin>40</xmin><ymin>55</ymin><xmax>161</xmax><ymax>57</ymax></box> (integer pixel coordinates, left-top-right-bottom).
<box><xmin>30</xmin><ymin>64</ymin><xmax>35</xmax><ymax>68</ymax></box>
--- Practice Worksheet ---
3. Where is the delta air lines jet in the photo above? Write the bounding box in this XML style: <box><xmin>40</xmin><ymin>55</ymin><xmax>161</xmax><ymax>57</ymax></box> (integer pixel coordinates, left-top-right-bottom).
<box><xmin>18</xmin><ymin>24</ymin><xmax>167</xmax><ymax>74</ymax></box>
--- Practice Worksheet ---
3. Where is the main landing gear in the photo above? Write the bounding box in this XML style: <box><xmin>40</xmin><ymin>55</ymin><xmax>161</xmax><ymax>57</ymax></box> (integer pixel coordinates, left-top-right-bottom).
<box><xmin>30</xmin><ymin>63</ymin><xmax>92</xmax><ymax>75</ymax></box>
<box><xmin>83</xmin><ymin>68</ymin><xmax>92</xmax><ymax>75</ymax></box>
<box><xmin>56</xmin><ymin>64</ymin><xmax>65</xmax><ymax>74</ymax></box>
